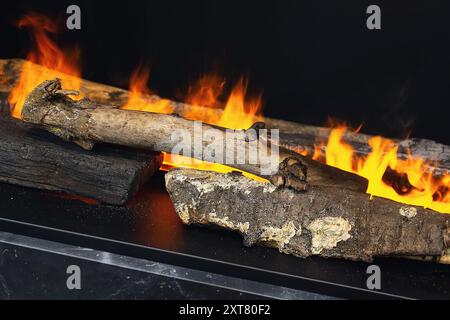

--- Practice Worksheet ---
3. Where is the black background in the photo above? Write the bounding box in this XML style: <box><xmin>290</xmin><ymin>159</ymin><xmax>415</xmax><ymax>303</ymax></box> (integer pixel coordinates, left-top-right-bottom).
<box><xmin>1</xmin><ymin>0</ymin><xmax>450</xmax><ymax>144</ymax></box>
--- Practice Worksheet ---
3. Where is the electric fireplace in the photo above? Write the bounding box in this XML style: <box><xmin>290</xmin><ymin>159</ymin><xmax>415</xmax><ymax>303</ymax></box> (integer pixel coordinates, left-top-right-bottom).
<box><xmin>0</xmin><ymin>0</ymin><xmax>450</xmax><ymax>300</ymax></box>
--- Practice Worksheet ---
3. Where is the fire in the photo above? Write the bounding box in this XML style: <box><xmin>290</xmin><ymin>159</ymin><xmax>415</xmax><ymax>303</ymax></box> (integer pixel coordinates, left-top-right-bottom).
<box><xmin>217</xmin><ymin>78</ymin><xmax>263</xmax><ymax>129</ymax></box>
<box><xmin>9</xmin><ymin>13</ymin><xmax>449</xmax><ymax>213</ymax></box>
<box><xmin>185</xmin><ymin>74</ymin><xmax>225</xmax><ymax>108</ymax></box>
<box><xmin>8</xmin><ymin>13</ymin><xmax>81</xmax><ymax>118</ymax></box>
<box><xmin>181</xmin><ymin>76</ymin><xmax>263</xmax><ymax>129</ymax></box>
<box><xmin>122</xmin><ymin>69</ymin><xmax>264</xmax><ymax>180</ymax></box>
<box><xmin>121</xmin><ymin>65</ymin><xmax>173</xmax><ymax>113</ymax></box>
<box><xmin>321</xmin><ymin>126</ymin><xmax>450</xmax><ymax>213</ymax></box>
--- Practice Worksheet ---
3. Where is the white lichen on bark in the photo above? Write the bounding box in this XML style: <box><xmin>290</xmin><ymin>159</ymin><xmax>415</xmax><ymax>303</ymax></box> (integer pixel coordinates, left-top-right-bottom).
<box><xmin>259</xmin><ymin>221</ymin><xmax>300</xmax><ymax>251</ymax></box>
<box><xmin>307</xmin><ymin>217</ymin><xmax>352</xmax><ymax>254</ymax></box>
<box><xmin>176</xmin><ymin>203</ymin><xmax>191</xmax><ymax>224</ymax></box>
<box><xmin>399</xmin><ymin>206</ymin><xmax>417</xmax><ymax>219</ymax></box>
<box><xmin>207</xmin><ymin>212</ymin><xmax>250</xmax><ymax>234</ymax></box>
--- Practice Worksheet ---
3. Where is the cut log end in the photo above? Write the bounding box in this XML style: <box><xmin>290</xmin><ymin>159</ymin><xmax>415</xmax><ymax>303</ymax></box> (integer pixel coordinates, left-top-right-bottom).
<box><xmin>165</xmin><ymin>168</ymin><xmax>450</xmax><ymax>263</ymax></box>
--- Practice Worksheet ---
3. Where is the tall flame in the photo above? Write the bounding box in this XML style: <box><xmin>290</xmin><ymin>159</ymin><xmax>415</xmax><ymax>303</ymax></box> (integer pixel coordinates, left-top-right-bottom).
<box><xmin>322</xmin><ymin>126</ymin><xmax>450</xmax><ymax>213</ymax></box>
<box><xmin>217</xmin><ymin>78</ymin><xmax>263</xmax><ymax>129</ymax></box>
<box><xmin>8</xmin><ymin>13</ymin><xmax>81</xmax><ymax>118</ymax></box>
<box><xmin>185</xmin><ymin>74</ymin><xmax>225</xmax><ymax>108</ymax></box>
<box><xmin>121</xmin><ymin>65</ymin><xmax>173</xmax><ymax>113</ymax></box>
<box><xmin>122</xmin><ymin>69</ymin><xmax>264</xmax><ymax>180</ymax></box>
<box><xmin>182</xmin><ymin>76</ymin><xmax>263</xmax><ymax>129</ymax></box>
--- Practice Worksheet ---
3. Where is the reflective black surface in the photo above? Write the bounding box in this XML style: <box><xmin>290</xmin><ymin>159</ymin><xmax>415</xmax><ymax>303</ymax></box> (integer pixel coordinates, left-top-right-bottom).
<box><xmin>0</xmin><ymin>172</ymin><xmax>449</xmax><ymax>299</ymax></box>
<box><xmin>0</xmin><ymin>242</ymin><xmax>264</xmax><ymax>299</ymax></box>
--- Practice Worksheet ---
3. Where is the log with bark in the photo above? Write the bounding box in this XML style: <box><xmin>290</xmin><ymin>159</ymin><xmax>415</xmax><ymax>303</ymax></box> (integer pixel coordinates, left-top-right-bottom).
<box><xmin>2</xmin><ymin>59</ymin><xmax>450</xmax><ymax>262</ymax></box>
<box><xmin>1</xmin><ymin>58</ymin><xmax>449</xmax><ymax>175</ymax></box>
<box><xmin>19</xmin><ymin>78</ymin><xmax>369</xmax><ymax>193</ymax></box>
<box><xmin>17</xmin><ymin>79</ymin><xmax>450</xmax><ymax>263</ymax></box>
<box><xmin>165</xmin><ymin>168</ymin><xmax>450</xmax><ymax>263</ymax></box>
<box><xmin>0</xmin><ymin>93</ymin><xmax>162</xmax><ymax>205</ymax></box>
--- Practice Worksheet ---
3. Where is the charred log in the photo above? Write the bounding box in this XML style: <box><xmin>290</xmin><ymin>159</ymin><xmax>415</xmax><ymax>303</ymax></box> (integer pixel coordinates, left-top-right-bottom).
<box><xmin>0</xmin><ymin>94</ymin><xmax>161</xmax><ymax>205</ymax></box>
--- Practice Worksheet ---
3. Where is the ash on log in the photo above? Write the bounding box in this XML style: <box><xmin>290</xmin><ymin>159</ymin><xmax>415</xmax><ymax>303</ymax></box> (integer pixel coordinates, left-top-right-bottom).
<box><xmin>0</xmin><ymin>94</ymin><xmax>162</xmax><ymax>205</ymax></box>
<box><xmin>165</xmin><ymin>168</ymin><xmax>450</xmax><ymax>262</ymax></box>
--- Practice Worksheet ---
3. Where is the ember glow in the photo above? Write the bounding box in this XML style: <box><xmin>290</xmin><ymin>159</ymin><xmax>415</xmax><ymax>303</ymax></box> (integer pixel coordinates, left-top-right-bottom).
<box><xmin>8</xmin><ymin>13</ymin><xmax>82</xmax><ymax>118</ymax></box>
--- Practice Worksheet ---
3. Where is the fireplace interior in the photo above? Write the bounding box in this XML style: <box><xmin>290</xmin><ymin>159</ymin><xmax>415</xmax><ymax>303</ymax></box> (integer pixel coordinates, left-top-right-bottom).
<box><xmin>1</xmin><ymin>0</ymin><xmax>450</xmax><ymax>300</ymax></box>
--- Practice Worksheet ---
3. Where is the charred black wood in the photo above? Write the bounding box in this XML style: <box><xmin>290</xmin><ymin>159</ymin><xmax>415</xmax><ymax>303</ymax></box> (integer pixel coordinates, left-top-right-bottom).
<box><xmin>0</xmin><ymin>93</ymin><xmax>162</xmax><ymax>205</ymax></box>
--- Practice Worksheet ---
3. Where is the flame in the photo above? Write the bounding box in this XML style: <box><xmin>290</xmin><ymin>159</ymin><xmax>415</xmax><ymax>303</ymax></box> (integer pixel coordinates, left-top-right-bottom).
<box><xmin>181</xmin><ymin>76</ymin><xmax>263</xmax><ymax>129</ymax></box>
<box><xmin>8</xmin><ymin>13</ymin><xmax>81</xmax><ymax>118</ymax></box>
<box><xmin>172</xmin><ymin>76</ymin><xmax>263</xmax><ymax>178</ymax></box>
<box><xmin>121</xmin><ymin>65</ymin><xmax>173</xmax><ymax>113</ymax></box>
<box><xmin>11</xmin><ymin>13</ymin><xmax>448</xmax><ymax>214</ymax></box>
<box><xmin>122</xmin><ymin>71</ymin><xmax>264</xmax><ymax>180</ymax></box>
<box><xmin>322</xmin><ymin>126</ymin><xmax>450</xmax><ymax>213</ymax></box>
<box><xmin>185</xmin><ymin>74</ymin><xmax>225</xmax><ymax>108</ymax></box>
<box><xmin>217</xmin><ymin>78</ymin><xmax>263</xmax><ymax>129</ymax></box>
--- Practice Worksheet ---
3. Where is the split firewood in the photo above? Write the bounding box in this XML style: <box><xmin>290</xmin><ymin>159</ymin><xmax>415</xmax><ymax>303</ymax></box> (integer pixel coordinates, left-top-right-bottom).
<box><xmin>165</xmin><ymin>168</ymin><xmax>450</xmax><ymax>263</ymax></box>
<box><xmin>19</xmin><ymin>78</ymin><xmax>369</xmax><ymax>193</ymax></box>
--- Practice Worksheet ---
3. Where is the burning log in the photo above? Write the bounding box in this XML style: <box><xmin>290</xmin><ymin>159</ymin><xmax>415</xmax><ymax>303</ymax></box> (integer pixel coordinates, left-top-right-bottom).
<box><xmin>277</xmin><ymin>131</ymin><xmax>450</xmax><ymax>176</ymax></box>
<box><xmin>0</xmin><ymin>95</ymin><xmax>162</xmax><ymax>205</ymax></box>
<box><xmin>2</xmin><ymin>58</ymin><xmax>449</xmax><ymax>176</ymax></box>
<box><xmin>165</xmin><ymin>168</ymin><xmax>450</xmax><ymax>262</ymax></box>
<box><xmin>18</xmin><ymin>78</ymin><xmax>368</xmax><ymax>193</ymax></box>
<box><xmin>2</xmin><ymin>59</ymin><xmax>450</xmax><ymax>262</ymax></box>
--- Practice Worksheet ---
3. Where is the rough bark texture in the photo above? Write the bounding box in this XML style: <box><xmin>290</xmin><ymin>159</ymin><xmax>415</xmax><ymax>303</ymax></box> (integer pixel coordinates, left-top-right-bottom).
<box><xmin>0</xmin><ymin>94</ymin><xmax>162</xmax><ymax>205</ymax></box>
<box><xmin>19</xmin><ymin>79</ymin><xmax>369</xmax><ymax>193</ymax></box>
<box><xmin>166</xmin><ymin>168</ymin><xmax>450</xmax><ymax>263</ymax></box>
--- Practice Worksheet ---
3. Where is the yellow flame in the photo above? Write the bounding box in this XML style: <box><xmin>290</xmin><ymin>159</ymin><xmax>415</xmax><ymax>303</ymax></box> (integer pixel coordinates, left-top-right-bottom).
<box><xmin>8</xmin><ymin>13</ymin><xmax>82</xmax><ymax>118</ymax></box>
<box><xmin>122</xmin><ymin>70</ymin><xmax>264</xmax><ymax>179</ymax></box>
<box><xmin>324</xmin><ymin>127</ymin><xmax>450</xmax><ymax>213</ymax></box>
<box><xmin>121</xmin><ymin>65</ymin><xmax>173</xmax><ymax>114</ymax></box>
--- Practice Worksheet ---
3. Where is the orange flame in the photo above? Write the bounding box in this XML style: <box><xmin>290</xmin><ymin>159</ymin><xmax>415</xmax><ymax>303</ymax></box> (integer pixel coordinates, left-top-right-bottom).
<box><xmin>185</xmin><ymin>74</ymin><xmax>225</xmax><ymax>108</ymax></box>
<box><xmin>122</xmin><ymin>70</ymin><xmax>264</xmax><ymax>180</ymax></box>
<box><xmin>10</xmin><ymin>13</ymin><xmax>449</xmax><ymax>213</ymax></box>
<box><xmin>181</xmin><ymin>76</ymin><xmax>263</xmax><ymax>129</ymax></box>
<box><xmin>166</xmin><ymin>76</ymin><xmax>264</xmax><ymax>180</ymax></box>
<box><xmin>217</xmin><ymin>78</ymin><xmax>263</xmax><ymax>129</ymax></box>
<box><xmin>322</xmin><ymin>126</ymin><xmax>450</xmax><ymax>213</ymax></box>
<box><xmin>121</xmin><ymin>65</ymin><xmax>173</xmax><ymax>113</ymax></box>
<box><xmin>8</xmin><ymin>13</ymin><xmax>82</xmax><ymax>118</ymax></box>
